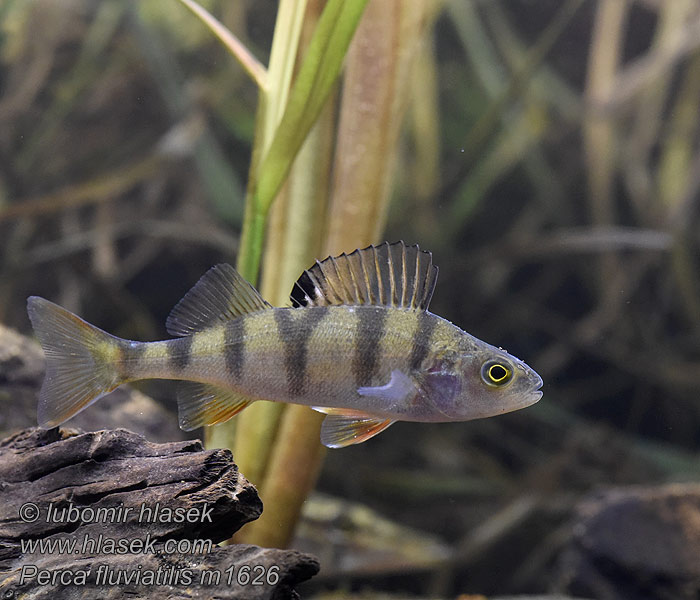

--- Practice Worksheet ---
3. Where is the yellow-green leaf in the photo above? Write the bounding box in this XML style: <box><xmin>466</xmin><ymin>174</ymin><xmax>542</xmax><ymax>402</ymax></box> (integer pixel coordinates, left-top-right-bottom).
<box><xmin>253</xmin><ymin>0</ymin><xmax>369</xmax><ymax>217</ymax></box>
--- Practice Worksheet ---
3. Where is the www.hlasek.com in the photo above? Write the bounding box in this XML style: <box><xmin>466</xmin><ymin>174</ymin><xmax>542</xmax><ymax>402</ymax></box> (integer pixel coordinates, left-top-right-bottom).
<box><xmin>16</xmin><ymin>501</ymin><xmax>280</xmax><ymax>587</ymax></box>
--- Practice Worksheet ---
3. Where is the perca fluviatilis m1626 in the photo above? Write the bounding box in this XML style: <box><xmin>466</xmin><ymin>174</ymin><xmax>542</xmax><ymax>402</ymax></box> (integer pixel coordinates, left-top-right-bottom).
<box><xmin>27</xmin><ymin>242</ymin><xmax>542</xmax><ymax>447</ymax></box>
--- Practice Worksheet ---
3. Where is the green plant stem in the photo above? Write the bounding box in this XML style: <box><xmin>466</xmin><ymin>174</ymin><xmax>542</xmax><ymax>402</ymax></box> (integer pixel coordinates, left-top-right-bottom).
<box><xmin>440</xmin><ymin>0</ymin><xmax>584</xmax><ymax>206</ymax></box>
<box><xmin>241</xmin><ymin>407</ymin><xmax>326</xmax><ymax>547</ymax></box>
<box><xmin>236</xmin><ymin>85</ymin><xmax>335</xmax><ymax>546</ymax></box>
<box><xmin>326</xmin><ymin>0</ymin><xmax>428</xmax><ymax>249</ymax></box>
<box><xmin>625</xmin><ymin>0</ymin><xmax>695</xmax><ymax>214</ymax></box>
<box><xmin>204</xmin><ymin>1</ymin><xmax>308</xmax><ymax>452</ymax></box>
<box><xmin>584</xmin><ymin>0</ymin><xmax>629</xmax><ymax>225</ymax></box>
<box><xmin>583</xmin><ymin>0</ymin><xmax>629</xmax><ymax>302</ymax></box>
<box><xmin>663</xmin><ymin>51</ymin><xmax>700</xmax><ymax>328</ymax></box>
<box><xmin>238</xmin><ymin>0</ymin><xmax>433</xmax><ymax>549</ymax></box>
<box><xmin>658</xmin><ymin>51</ymin><xmax>700</xmax><ymax>216</ymax></box>
<box><xmin>253</xmin><ymin>0</ymin><xmax>369</xmax><ymax>219</ymax></box>
<box><xmin>176</xmin><ymin>0</ymin><xmax>268</xmax><ymax>90</ymax></box>
<box><xmin>210</xmin><ymin>0</ymin><xmax>369</xmax><ymax>481</ymax></box>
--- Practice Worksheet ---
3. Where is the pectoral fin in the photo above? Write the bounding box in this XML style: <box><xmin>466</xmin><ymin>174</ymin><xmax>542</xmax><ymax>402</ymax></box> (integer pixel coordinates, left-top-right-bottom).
<box><xmin>357</xmin><ymin>369</ymin><xmax>417</xmax><ymax>404</ymax></box>
<box><xmin>312</xmin><ymin>407</ymin><xmax>395</xmax><ymax>448</ymax></box>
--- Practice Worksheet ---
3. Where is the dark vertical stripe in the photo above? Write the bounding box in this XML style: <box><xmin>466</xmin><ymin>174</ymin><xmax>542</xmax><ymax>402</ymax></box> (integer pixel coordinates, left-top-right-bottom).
<box><xmin>121</xmin><ymin>341</ymin><xmax>147</xmax><ymax>378</ymax></box>
<box><xmin>408</xmin><ymin>311</ymin><xmax>437</xmax><ymax>371</ymax></box>
<box><xmin>274</xmin><ymin>306</ymin><xmax>329</xmax><ymax>396</ymax></box>
<box><xmin>353</xmin><ymin>307</ymin><xmax>387</xmax><ymax>387</ymax></box>
<box><xmin>168</xmin><ymin>335</ymin><xmax>193</xmax><ymax>372</ymax></box>
<box><xmin>225</xmin><ymin>318</ymin><xmax>245</xmax><ymax>380</ymax></box>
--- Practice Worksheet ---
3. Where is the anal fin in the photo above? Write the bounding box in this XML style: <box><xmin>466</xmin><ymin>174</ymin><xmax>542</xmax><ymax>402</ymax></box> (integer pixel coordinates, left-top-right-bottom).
<box><xmin>313</xmin><ymin>407</ymin><xmax>394</xmax><ymax>448</ymax></box>
<box><xmin>177</xmin><ymin>382</ymin><xmax>253</xmax><ymax>431</ymax></box>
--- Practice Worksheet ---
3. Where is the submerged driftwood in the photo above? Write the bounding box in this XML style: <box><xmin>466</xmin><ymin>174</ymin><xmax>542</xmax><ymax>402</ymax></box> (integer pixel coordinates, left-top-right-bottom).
<box><xmin>0</xmin><ymin>427</ymin><xmax>319</xmax><ymax>598</ymax></box>
<box><xmin>556</xmin><ymin>484</ymin><xmax>700</xmax><ymax>600</ymax></box>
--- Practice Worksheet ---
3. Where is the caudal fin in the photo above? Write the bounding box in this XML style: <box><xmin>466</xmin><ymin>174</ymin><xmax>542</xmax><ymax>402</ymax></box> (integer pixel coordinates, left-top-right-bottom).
<box><xmin>27</xmin><ymin>297</ymin><xmax>125</xmax><ymax>428</ymax></box>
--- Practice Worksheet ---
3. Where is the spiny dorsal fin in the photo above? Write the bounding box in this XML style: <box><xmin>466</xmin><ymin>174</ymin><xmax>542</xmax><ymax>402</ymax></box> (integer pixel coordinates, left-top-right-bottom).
<box><xmin>166</xmin><ymin>264</ymin><xmax>271</xmax><ymax>336</ymax></box>
<box><xmin>290</xmin><ymin>241</ymin><xmax>438</xmax><ymax>311</ymax></box>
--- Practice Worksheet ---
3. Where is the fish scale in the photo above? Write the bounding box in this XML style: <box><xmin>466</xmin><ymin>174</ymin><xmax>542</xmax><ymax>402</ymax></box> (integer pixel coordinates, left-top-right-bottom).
<box><xmin>26</xmin><ymin>242</ymin><xmax>543</xmax><ymax>447</ymax></box>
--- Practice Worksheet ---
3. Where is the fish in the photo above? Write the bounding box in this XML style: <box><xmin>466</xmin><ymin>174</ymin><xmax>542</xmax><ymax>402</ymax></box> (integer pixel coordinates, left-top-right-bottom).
<box><xmin>26</xmin><ymin>241</ymin><xmax>543</xmax><ymax>448</ymax></box>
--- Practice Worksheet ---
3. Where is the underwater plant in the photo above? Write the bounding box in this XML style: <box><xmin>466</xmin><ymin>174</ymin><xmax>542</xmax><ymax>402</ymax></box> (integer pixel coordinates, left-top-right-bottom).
<box><xmin>175</xmin><ymin>0</ymin><xmax>438</xmax><ymax>547</ymax></box>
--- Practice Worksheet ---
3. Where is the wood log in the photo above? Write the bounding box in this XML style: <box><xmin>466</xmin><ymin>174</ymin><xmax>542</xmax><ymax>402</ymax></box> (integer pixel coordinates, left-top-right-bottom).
<box><xmin>556</xmin><ymin>484</ymin><xmax>700</xmax><ymax>600</ymax></box>
<box><xmin>0</xmin><ymin>427</ymin><xmax>319</xmax><ymax>598</ymax></box>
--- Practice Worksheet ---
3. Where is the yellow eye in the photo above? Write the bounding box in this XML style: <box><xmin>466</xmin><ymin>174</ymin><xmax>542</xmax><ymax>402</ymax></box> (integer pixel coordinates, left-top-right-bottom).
<box><xmin>481</xmin><ymin>360</ymin><xmax>513</xmax><ymax>387</ymax></box>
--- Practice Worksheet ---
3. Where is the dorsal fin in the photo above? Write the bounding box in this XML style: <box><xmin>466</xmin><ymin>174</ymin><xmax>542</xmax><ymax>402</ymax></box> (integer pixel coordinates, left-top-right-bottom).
<box><xmin>290</xmin><ymin>241</ymin><xmax>438</xmax><ymax>310</ymax></box>
<box><xmin>166</xmin><ymin>264</ymin><xmax>271</xmax><ymax>336</ymax></box>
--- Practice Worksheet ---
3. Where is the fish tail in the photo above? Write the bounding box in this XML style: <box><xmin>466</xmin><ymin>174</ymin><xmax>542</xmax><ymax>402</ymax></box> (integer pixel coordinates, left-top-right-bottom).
<box><xmin>27</xmin><ymin>296</ymin><xmax>127</xmax><ymax>428</ymax></box>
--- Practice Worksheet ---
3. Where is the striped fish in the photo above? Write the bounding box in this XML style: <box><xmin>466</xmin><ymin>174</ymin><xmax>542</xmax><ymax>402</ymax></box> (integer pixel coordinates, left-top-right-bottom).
<box><xmin>26</xmin><ymin>242</ymin><xmax>542</xmax><ymax>447</ymax></box>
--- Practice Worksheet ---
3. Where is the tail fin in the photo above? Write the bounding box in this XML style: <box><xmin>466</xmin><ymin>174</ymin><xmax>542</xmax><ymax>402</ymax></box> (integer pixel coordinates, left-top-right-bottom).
<box><xmin>27</xmin><ymin>297</ymin><xmax>126</xmax><ymax>428</ymax></box>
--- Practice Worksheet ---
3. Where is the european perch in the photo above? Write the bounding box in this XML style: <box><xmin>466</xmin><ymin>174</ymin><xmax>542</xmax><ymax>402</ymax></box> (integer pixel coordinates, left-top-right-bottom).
<box><xmin>27</xmin><ymin>242</ymin><xmax>543</xmax><ymax>447</ymax></box>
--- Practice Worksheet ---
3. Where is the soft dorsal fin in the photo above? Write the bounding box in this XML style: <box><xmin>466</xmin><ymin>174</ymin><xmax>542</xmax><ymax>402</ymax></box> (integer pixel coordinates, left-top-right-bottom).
<box><xmin>166</xmin><ymin>264</ymin><xmax>271</xmax><ymax>336</ymax></box>
<box><xmin>290</xmin><ymin>241</ymin><xmax>438</xmax><ymax>310</ymax></box>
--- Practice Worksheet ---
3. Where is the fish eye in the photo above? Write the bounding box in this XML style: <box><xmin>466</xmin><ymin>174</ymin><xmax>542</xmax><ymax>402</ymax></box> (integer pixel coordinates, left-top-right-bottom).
<box><xmin>481</xmin><ymin>360</ymin><xmax>513</xmax><ymax>387</ymax></box>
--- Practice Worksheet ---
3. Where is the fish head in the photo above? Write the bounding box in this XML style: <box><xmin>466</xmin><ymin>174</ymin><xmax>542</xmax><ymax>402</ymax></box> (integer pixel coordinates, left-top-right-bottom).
<box><xmin>424</xmin><ymin>341</ymin><xmax>543</xmax><ymax>421</ymax></box>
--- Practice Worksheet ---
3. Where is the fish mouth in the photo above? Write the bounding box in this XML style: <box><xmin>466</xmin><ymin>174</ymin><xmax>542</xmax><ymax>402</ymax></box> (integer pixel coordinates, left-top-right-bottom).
<box><xmin>513</xmin><ymin>362</ymin><xmax>543</xmax><ymax>405</ymax></box>
<box><xmin>529</xmin><ymin>371</ymin><xmax>543</xmax><ymax>402</ymax></box>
